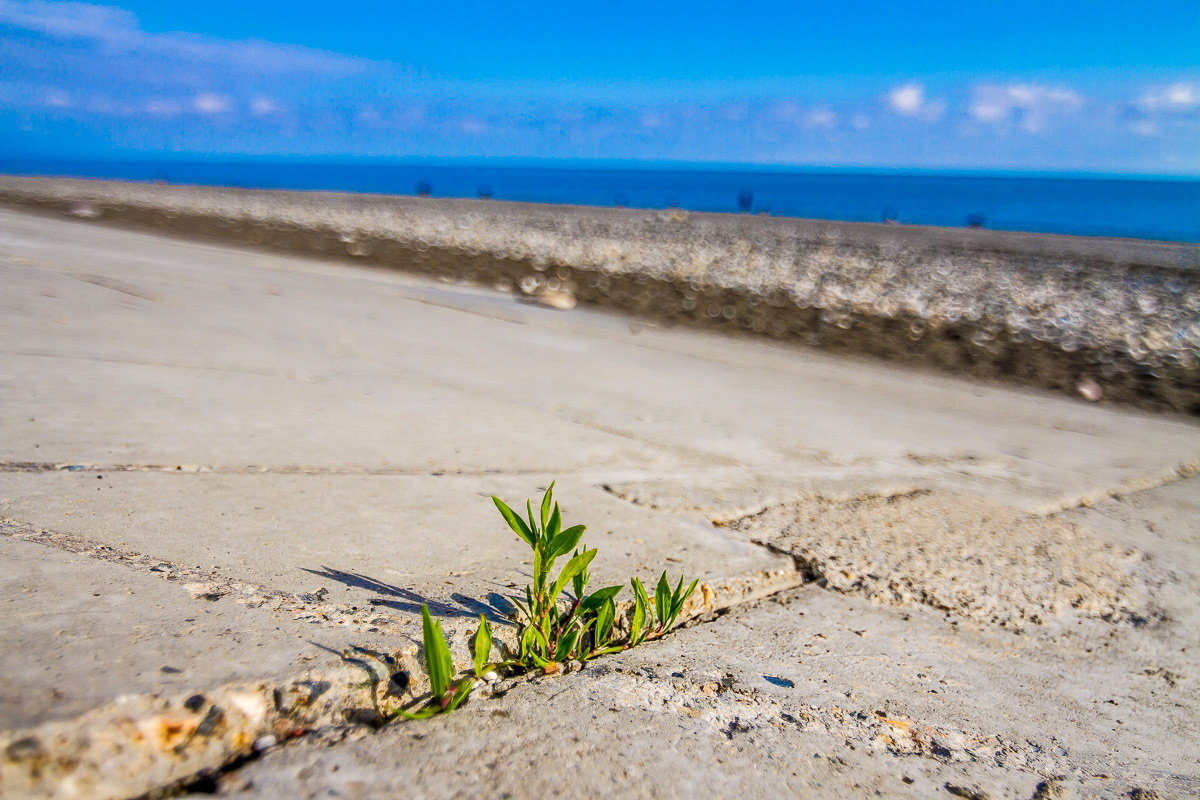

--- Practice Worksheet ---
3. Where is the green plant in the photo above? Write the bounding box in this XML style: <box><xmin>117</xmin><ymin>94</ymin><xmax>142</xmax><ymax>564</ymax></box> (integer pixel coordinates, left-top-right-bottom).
<box><xmin>400</xmin><ymin>483</ymin><xmax>700</xmax><ymax>718</ymax></box>
<box><xmin>398</xmin><ymin>605</ymin><xmax>477</xmax><ymax>719</ymax></box>
<box><xmin>628</xmin><ymin>572</ymin><xmax>699</xmax><ymax>647</ymax></box>
<box><xmin>493</xmin><ymin>482</ymin><xmax>626</xmax><ymax>669</ymax></box>
<box><xmin>472</xmin><ymin>613</ymin><xmax>496</xmax><ymax>679</ymax></box>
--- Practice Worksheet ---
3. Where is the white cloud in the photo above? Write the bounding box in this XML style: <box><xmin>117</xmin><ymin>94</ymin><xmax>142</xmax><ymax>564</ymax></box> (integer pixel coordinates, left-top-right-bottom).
<box><xmin>1130</xmin><ymin>119</ymin><xmax>1159</xmax><ymax>137</ymax></box>
<box><xmin>768</xmin><ymin>101</ymin><xmax>840</xmax><ymax>130</ymax></box>
<box><xmin>884</xmin><ymin>82</ymin><xmax>945</xmax><ymax>121</ymax></box>
<box><xmin>455</xmin><ymin>116</ymin><xmax>488</xmax><ymax>134</ymax></box>
<box><xmin>0</xmin><ymin>0</ymin><xmax>367</xmax><ymax>75</ymax></box>
<box><xmin>144</xmin><ymin>98</ymin><xmax>181</xmax><ymax>115</ymax></box>
<box><xmin>804</xmin><ymin>107</ymin><xmax>837</xmax><ymax>129</ymax></box>
<box><xmin>639</xmin><ymin>111</ymin><xmax>665</xmax><ymax>129</ymax></box>
<box><xmin>41</xmin><ymin>89</ymin><xmax>70</xmax><ymax>107</ymax></box>
<box><xmin>1137</xmin><ymin>82</ymin><xmax>1199</xmax><ymax>113</ymax></box>
<box><xmin>192</xmin><ymin>91</ymin><xmax>230</xmax><ymax>114</ymax></box>
<box><xmin>887</xmin><ymin>83</ymin><xmax>922</xmax><ymax>114</ymax></box>
<box><xmin>0</xmin><ymin>0</ymin><xmax>132</xmax><ymax>40</ymax></box>
<box><xmin>250</xmin><ymin>97</ymin><xmax>280</xmax><ymax>116</ymax></box>
<box><xmin>969</xmin><ymin>84</ymin><xmax>1083</xmax><ymax>132</ymax></box>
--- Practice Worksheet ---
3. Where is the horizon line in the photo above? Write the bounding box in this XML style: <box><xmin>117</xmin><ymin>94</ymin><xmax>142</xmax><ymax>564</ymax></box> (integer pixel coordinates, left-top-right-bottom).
<box><xmin>3</xmin><ymin>155</ymin><xmax>1199</xmax><ymax>183</ymax></box>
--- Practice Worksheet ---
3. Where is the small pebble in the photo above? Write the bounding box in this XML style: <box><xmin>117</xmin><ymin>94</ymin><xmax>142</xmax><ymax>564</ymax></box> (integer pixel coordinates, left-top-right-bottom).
<box><xmin>1077</xmin><ymin>377</ymin><xmax>1103</xmax><ymax>402</ymax></box>
<box><xmin>253</xmin><ymin>735</ymin><xmax>277</xmax><ymax>752</ymax></box>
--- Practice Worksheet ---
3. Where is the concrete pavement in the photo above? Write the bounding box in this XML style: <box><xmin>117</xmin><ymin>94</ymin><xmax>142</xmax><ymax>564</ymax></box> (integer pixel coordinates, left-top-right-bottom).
<box><xmin>1</xmin><ymin>207</ymin><xmax>1197</xmax><ymax>799</ymax></box>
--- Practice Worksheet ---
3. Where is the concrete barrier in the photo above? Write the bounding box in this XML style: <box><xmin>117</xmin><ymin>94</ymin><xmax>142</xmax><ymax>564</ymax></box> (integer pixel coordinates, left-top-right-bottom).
<box><xmin>2</xmin><ymin>175</ymin><xmax>1197</xmax><ymax>413</ymax></box>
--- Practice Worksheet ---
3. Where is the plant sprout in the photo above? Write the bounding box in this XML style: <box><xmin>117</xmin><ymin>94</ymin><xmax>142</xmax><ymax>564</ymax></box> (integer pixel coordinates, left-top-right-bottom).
<box><xmin>397</xmin><ymin>605</ymin><xmax>476</xmax><ymax>719</ymax></box>
<box><xmin>493</xmin><ymin>482</ymin><xmax>628</xmax><ymax>669</ymax></box>
<box><xmin>400</xmin><ymin>483</ymin><xmax>700</xmax><ymax>718</ymax></box>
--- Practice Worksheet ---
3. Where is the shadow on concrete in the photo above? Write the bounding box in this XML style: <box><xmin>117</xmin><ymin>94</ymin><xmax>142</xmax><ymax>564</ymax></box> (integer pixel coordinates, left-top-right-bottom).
<box><xmin>302</xmin><ymin>566</ymin><xmax>517</xmax><ymax>625</ymax></box>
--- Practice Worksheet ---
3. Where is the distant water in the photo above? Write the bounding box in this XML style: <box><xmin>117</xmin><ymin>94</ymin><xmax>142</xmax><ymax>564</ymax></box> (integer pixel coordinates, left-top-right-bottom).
<box><xmin>3</xmin><ymin>158</ymin><xmax>1198</xmax><ymax>243</ymax></box>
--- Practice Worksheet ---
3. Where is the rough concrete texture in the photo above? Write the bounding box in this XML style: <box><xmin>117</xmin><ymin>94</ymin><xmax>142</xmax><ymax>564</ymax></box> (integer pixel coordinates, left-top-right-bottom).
<box><xmin>224</xmin><ymin>568</ymin><xmax>1198</xmax><ymax>800</ymax></box>
<box><xmin>1</xmin><ymin>208</ymin><xmax>1198</xmax><ymax>799</ymax></box>
<box><xmin>0</xmin><ymin>533</ymin><xmax>373</xmax><ymax>730</ymax></box>
<box><xmin>1</xmin><ymin>175</ymin><xmax>1198</xmax><ymax>412</ymax></box>
<box><xmin>726</xmin><ymin>490</ymin><xmax>1158</xmax><ymax>629</ymax></box>
<box><xmin>220</xmin><ymin>480</ymin><xmax>1200</xmax><ymax>800</ymax></box>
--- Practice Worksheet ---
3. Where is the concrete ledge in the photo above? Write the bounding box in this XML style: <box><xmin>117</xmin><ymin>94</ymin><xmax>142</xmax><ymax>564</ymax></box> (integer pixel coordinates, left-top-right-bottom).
<box><xmin>1</xmin><ymin>175</ymin><xmax>1197</xmax><ymax>413</ymax></box>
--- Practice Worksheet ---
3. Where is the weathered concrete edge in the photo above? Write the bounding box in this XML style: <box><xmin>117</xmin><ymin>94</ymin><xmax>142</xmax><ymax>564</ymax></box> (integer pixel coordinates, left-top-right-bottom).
<box><xmin>0</xmin><ymin>517</ymin><xmax>802</xmax><ymax>800</ymax></box>
<box><xmin>1</xmin><ymin>176</ymin><xmax>1197</xmax><ymax>414</ymax></box>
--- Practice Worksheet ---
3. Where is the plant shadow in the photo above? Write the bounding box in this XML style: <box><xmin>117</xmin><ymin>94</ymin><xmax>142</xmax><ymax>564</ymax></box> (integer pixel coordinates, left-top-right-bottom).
<box><xmin>302</xmin><ymin>566</ymin><xmax>517</xmax><ymax>625</ymax></box>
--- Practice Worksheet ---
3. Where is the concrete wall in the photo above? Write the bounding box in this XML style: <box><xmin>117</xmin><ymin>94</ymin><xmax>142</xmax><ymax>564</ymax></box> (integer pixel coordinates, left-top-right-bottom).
<box><xmin>2</xmin><ymin>175</ymin><xmax>1197</xmax><ymax>413</ymax></box>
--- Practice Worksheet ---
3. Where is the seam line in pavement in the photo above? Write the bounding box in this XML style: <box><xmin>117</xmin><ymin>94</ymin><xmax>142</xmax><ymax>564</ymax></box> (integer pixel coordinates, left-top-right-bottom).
<box><xmin>1030</xmin><ymin>459</ymin><xmax>1200</xmax><ymax>515</ymax></box>
<box><xmin>0</xmin><ymin>461</ymin><xmax>585</xmax><ymax>476</ymax></box>
<box><xmin>0</xmin><ymin>514</ymin><xmax>805</xmax><ymax>800</ymax></box>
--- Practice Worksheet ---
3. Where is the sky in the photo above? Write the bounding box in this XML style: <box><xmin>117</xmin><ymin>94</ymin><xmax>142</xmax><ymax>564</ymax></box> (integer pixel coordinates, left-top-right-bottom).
<box><xmin>1</xmin><ymin>0</ymin><xmax>1198</xmax><ymax>174</ymax></box>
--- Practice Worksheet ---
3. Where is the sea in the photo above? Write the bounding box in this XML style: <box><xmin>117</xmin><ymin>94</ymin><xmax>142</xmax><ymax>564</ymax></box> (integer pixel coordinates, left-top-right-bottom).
<box><xmin>2</xmin><ymin>158</ymin><xmax>1198</xmax><ymax>243</ymax></box>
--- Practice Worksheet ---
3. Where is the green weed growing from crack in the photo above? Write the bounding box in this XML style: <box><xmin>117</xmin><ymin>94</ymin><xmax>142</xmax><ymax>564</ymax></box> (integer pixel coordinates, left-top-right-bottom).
<box><xmin>397</xmin><ymin>605</ymin><xmax>476</xmax><ymax>719</ymax></box>
<box><xmin>399</xmin><ymin>482</ymin><xmax>697</xmax><ymax>718</ymax></box>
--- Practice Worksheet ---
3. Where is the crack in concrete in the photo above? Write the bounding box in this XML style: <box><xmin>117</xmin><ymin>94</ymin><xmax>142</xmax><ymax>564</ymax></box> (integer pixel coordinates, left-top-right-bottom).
<box><xmin>0</xmin><ymin>513</ymin><xmax>807</xmax><ymax>800</ymax></box>
<box><xmin>7</xmin><ymin>462</ymin><xmax>1189</xmax><ymax>797</ymax></box>
<box><xmin>0</xmin><ymin>517</ymin><xmax>415</xmax><ymax>639</ymax></box>
<box><xmin>600</xmin><ymin>479</ymin><xmax>1174</xmax><ymax>630</ymax></box>
<box><xmin>0</xmin><ymin>460</ymin><xmax>571</xmax><ymax>477</ymax></box>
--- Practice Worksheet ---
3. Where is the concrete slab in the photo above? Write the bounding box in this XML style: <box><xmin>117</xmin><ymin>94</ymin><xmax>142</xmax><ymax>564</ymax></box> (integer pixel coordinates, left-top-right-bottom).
<box><xmin>2</xmin><ymin>209</ymin><xmax>1197</xmax><ymax>511</ymax></box>
<box><xmin>222</xmin><ymin>582</ymin><xmax>1199</xmax><ymax>800</ymax></box>
<box><xmin>1</xmin><ymin>208</ymin><xmax>1198</xmax><ymax>799</ymax></box>
<box><xmin>0</xmin><ymin>472</ymin><xmax>787</xmax><ymax>603</ymax></box>
<box><xmin>0</xmin><ymin>536</ymin><xmax>361</xmax><ymax>731</ymax></box>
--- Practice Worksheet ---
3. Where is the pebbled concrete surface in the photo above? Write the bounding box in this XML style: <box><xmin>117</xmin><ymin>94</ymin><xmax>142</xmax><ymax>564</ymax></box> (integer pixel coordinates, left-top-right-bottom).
<box><xmin>220</xmin><ymin>481</ymin><xmax>1200</xmax><ymax>800</ymax></box>
<box><xmin>0</xmin><ymin>207</ymin><xmax>1197</xmax><ymax>799</ymax></box>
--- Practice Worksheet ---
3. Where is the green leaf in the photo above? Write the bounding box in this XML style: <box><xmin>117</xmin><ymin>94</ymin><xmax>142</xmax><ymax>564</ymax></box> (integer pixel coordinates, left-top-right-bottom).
<box><xmin>540</xmin><ymin>481</ymin><xmax>556</xmax><ymax>530</ymax></box>
<box><xmin>672</xmin><ymin>578</ymin><xmax>699</xmax><ymax>622</ymax></box>
<box><xmin>551</xmin><ymin>548</ymin><xmax>597</xmax><ymax>600</ymax></box>
<box><xmin>492</xmin><ymin>496</ymin><xmax>533</xmax><ymax>546</ymax></box>
<box><xmin>547</xmin><ymin>503</ymin><xmax>562</xmax><ymax>541</ymax></box>
<box><xmin>395</xmin><ymin>706</ymin><xmax>440</xmax><ymax>720</ymax></box>
<box><xmin>665</xmin><ymin>574</ymin><xmax>683</xmax><ymax>624</ymax></box>
<box><xmin>630</xmin><ymin>589</ymin><xmax>646</xmax><ymax>646</ymax></box>
<box><xmin>631</xmin><ymin>576</ymin><xmax>650</xmax><ymax>606</ymax></box>
<box><xmin>672</xmin><ymin>578</ymin><xmax>700</xmax><ymax>623</ymax></box>
<box><xmin>547</xmin><ymin>524</ymin><xmax>586</xmax><ymax>561</ymax></box>
<box><xmin>571</xmin><ymin>550</ymin><xmax>590</xmax><ymax>600</ymax></box>
<box><xmin>592</xmin><ymin>645</ymin><xmax>625</xmax><ymax>656</ymax></box>
<box><xmin>446</xmin><ymin>679</ymin><xmax>476</xmax><ymax>711</ymax></box>
<box><xmin>509</xmin><ymin>595</ymin><xmax>531</xmax><ymax>623</ymax></box>
<box><xmin>554</xmin><ymin>626</ymin><xmax>580</xmax><ymax>661</ymax></box>
<box><xmin>528</xmin><ymin>621</ymin><xmax>551</xmax><ymax>656</ymax></box>
<box><xmin>526</xmin><ymin>500</ymin><xmax>539</xmax><ymax>544</ymax></box>
<box><xmin>472</xmin><ymin>614</ymin><xmax>493</xmax><ymax>678</ymax></box>
<box><xmin>518</xmin><ymin>623</ymin><xmax>552</xmax><ymax>668</ymax></box>
<box><xmin>632</xmin><ymin>577</ymin><xmax>651</xmax><ymax>618</ymax></box>
<box><xmin>630</xmin><ymin>578</ymin><xmax>650</xmax><ymax>645</ymax></box>
<box><xmin>421</xmin><ymin>604</ymin><xmax>453</xmax><ymax>699</ymax></box>
<box><xmin>532</xmin><ymin>548</ymin><xmax>545</xmax><ymax>593</ymax></box>
<box><xmin>580</xmin><ymin>584</ymin><xmax>623</xmax><ymax>612</ymax></box>
<box><xmin>655</xmin><ymin>571</ymin><xmax>671</xmax><ymax>627</ymax></box>
<box><xmin>595</xmin><ymin>597</ymin><xmax>615</xmax><ymax>646</ymax></box>
<box><xmin>519</xmin><ymin>623</ymin><xmax>538</xmax><ymax>662</ymax></box>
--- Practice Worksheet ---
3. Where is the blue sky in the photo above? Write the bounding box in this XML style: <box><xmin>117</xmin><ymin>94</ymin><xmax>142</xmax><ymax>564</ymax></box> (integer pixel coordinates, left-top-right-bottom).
<box><xmin>1</xmin><ymin>0</ymin><xmax>1198</xmax><ymax>174</ymax></box>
